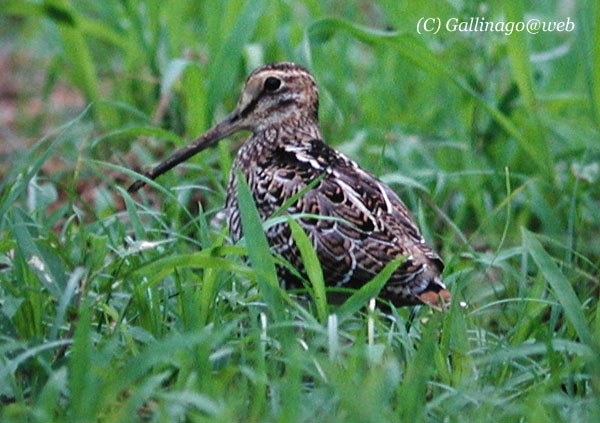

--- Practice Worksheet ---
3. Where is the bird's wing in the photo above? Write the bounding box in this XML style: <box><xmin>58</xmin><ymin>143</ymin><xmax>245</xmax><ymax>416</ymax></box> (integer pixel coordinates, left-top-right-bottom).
<box><xmin>259</xmin><ymin>139</ymin><xmax>443</xmax><ymax>295</ymax></box>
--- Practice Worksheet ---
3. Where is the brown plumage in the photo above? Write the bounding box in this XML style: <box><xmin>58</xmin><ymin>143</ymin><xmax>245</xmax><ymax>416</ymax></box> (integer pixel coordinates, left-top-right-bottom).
<box><xmin>128</xmin><ymin>62</ymin><xmax>450</xmax><ymax>307</ymax></box>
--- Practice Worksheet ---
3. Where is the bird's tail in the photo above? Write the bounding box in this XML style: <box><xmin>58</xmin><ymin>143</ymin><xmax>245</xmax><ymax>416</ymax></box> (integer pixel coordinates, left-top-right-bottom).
<box><xmin>417</xmin><ymin>276</ymin><xmax>451</xmax><ymax>309</ymax></box>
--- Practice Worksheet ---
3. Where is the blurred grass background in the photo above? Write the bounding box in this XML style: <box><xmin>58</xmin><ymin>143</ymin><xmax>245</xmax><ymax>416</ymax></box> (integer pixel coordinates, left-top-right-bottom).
<box><xmin>1</xmin><ymin>0</ymin><xmax>599</xmax><ymax>421</ymax></box>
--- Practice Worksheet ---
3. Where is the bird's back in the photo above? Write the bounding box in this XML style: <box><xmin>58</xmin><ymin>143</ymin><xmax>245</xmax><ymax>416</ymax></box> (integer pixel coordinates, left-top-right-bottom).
<box><xmin>225</xmin><ymin>132</ymin><xmax>448</xmax><ymax>306</ymax></box>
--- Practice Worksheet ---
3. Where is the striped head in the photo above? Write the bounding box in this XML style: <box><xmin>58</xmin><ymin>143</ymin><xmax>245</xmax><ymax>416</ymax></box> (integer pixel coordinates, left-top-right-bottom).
<box><xmin>234</xmin><ymin>62</ymin><xmax>319</xmax><ymax>131</ymax></box>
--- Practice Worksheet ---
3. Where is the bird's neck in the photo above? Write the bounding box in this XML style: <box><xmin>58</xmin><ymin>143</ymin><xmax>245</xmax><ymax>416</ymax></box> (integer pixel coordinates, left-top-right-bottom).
<box><xmin>253</xmin><ymin>117</ymin><xmax>323</xmax><ymax>149</ymax></box>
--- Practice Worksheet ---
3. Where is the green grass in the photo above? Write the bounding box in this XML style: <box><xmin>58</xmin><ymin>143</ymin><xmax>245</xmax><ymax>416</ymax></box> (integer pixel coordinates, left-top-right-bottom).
<box><xmin>1</xmin><ymin>0</ymin><xmax>599</xmax><ymax>422</ymax></box>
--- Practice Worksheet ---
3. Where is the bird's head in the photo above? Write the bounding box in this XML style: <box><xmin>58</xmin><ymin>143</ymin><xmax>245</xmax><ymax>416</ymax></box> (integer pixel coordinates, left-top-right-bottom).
<box><xmin>128</xmin><ymin>62</ymin><xmax>319</xmax><ymax>192</ymax></box>
<box><xmin>231</xmin><ymin>62</ymin><xmax>319</xmax><ymax>132</ymax></box>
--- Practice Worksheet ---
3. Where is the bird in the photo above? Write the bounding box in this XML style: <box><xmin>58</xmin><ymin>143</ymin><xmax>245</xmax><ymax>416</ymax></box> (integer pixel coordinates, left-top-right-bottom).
<box><xmin>128</xmin><ymin>62</ymin><xmax>450</xmax><ymax>307</ymax></box>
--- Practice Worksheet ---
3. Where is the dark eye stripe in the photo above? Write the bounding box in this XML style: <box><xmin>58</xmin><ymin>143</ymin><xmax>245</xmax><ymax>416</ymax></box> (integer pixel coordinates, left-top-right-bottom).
<box><xmin>264</xmin><ymin>97</ymin><xmax>297</xmax><ymax>115</ymax></box>
<box><xmin>240</xmin><ymin>97</ymin><xmax>260</xmax><ymax>118</ymax></box>
<box><xmin>241</xmin><ymin>86</ymin><xmax>291</xmax><ymax>118</ymax></box>
<box><xmin>277</xmin><ymin>98</ymin><xmax>297</xmax><ymax>107</ymax></box>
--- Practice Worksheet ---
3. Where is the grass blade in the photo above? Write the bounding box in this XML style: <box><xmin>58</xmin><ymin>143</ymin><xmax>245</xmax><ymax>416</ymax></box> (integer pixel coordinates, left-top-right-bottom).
<box><xmin>397</xmin><ymin>322</ymin><xmax>436</xmax><ymax>421</ymax></box>
<box><xmin>0</xmin><ymin>106</ymin><xmax>89</xmax><ymax>223</ymax></box>
<box><xmin>92</xmin><ymin>126</ymin><xmax>184</xmax><ymax>149</ymax></box>
<box><xmin>336</xmin><ymin>257</ymin><xmax>405</xmax><ymax>320</ymax></box>
<box><xmin>287</xmin><ymin>217</ymin><xmax>328</xmax><ymax>323</ymax></box>
<box><xmin>48</xmin><ymin>1</ymin><xmax>116</xmax><ymax>126</ymax></box>
<box><xmin>182</xmin><ymin>63</ymin><xmax>208</xmax><ymax>138</ymax></box>
<box><xmin>521</xmin><ymin>227</ymin><xmax>595</xmax><ymax>348</ymax></box>
<box><xmin>594</xmin><ymin>1</ymin><xmax>600</xmax><ymax>127</ymax></box>
<box><xmin>0</xmin><ymin>339</ymin><xmax>71</xmax><ymax>384</ymax></box>
<box><xmin>9</xmin><ymin>209</ymin><xmax>66</xmax><ymax>300</ymax></box>
<box><xmin>205</xmin><ymin>0</ymin><xmax>265</xmax><ymax>124</ymax></box>
<box><xmin>236</xmin><ymin>171</ymin><xmax>284</xmax><ymax>318</ymax></box>
<box><xmin>504</xmin><ymin>0</ymin><xmax>552</xmax><ymax>176</ymax></box>
<box><xmin>68</xmin><ymin>306</ymin><xmax>97</xmax><ymax>421</ymax></box>
<box><xmin>130</xmin><ymin>246</ymin><xmax>251</xmax><ymax>288</ymax></box>
<box><xmin>116</xmin><ymin>186</ymin><xmax>145</xmax><ymax>239</ymax></box>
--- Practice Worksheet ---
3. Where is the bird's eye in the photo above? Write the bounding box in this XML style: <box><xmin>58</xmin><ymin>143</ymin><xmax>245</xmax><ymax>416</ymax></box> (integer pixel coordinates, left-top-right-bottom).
<box><xmin>263</xmin><ymin>76</ymin><xmax>281</xmax><ymax>92</ymax></box>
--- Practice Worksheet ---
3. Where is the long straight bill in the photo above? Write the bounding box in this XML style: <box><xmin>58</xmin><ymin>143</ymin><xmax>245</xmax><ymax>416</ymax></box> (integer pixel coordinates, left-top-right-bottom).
<box><xmin>127</xmin><ymin>112</ymin><xmax>240</xmax><ymax>192</ymax></box>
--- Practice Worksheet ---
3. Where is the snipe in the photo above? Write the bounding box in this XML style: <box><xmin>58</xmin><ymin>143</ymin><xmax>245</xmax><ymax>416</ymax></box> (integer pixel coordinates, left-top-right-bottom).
<box><xmin>128</xmin><ymin>62</ymin><xmax>450</xmax><ymax>307</ymax></box>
